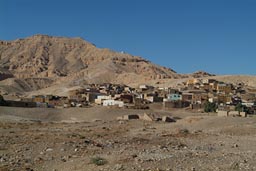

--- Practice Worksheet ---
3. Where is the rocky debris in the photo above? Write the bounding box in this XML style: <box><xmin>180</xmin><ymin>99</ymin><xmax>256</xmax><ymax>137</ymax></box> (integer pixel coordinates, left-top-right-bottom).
<box><xmin>117</xmin><ymin>113</ymin><xmax>176</xmax><ymax>123</ymax></box>
<box><xmin>190</xmin><ymin>71</ymin><xmax>216</xmax><ymax>78</ymax></box>
<box><xmin>162</xmin><ymin>116</ymin><xmax>176</xmax><ymax>122</ymax></box>
<box><xmin>45</xmin><ymin>148</ymin><xmax>53</xmax><ymax>152</ymax></box>
<box><xmin>1</xmin><ymin>115</ymin><xmax>256</xmax><ymax>171</ymax></box>
<box><xmin>113</xmin><ymin>164</ymin><xmax>124</xmax><ymax>170</ymax></box>
<box><xmin>139</xmin><ymin>113</ymin><xmax>155</xmax><ymax>121</ymax></box>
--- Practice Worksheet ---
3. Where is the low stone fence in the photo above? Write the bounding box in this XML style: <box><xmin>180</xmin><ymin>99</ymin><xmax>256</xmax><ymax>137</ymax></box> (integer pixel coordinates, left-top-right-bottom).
<box><xmin>217</xmin><ymin>110</ymin><xmax>247</xmax><ymax>117</ymax></box>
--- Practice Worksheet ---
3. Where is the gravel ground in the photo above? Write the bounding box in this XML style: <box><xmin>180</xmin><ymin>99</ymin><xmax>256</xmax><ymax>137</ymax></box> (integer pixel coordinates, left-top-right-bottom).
<box><xmin>0</xmin><ymin>107</ymin><xmax>256</xmax><ymax>171</ymax></box>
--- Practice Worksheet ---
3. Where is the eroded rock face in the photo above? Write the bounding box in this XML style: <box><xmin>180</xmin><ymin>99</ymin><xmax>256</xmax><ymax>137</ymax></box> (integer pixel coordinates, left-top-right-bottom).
<box><xmin>0</xmin><ymin>68</ymin><xmax>14</xmax><ymax>81</ymax></box>
<box><xmin>0</xmin><ymin>34</ymin><xmax>179</xmax><ymax>81</ymax></box>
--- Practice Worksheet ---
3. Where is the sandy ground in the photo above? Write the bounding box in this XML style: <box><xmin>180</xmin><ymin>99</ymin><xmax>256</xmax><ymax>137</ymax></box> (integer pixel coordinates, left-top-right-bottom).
<box><xmin>0</xmin><ymin>105</ymin><xmax>256</xmax><ymax>171</ymax></box>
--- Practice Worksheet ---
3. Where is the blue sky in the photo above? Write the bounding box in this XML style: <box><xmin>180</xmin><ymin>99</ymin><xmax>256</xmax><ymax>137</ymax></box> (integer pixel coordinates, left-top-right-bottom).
<box><xmin>1</xmin><ymin>0</ymin><xmax>256</xmax><ymax>75</ymax></box>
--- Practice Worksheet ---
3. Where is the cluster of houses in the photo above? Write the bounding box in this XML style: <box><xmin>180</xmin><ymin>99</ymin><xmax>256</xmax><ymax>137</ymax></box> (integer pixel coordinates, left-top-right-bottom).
<box><xmin>1</xmin><ymin>79</ymin><xmax>256</xmax><ymax>114</ymax></box>
<box><xmin>162</xmin><ymin>78</ymin><xmax>256</xmax><ymax>114</ymax></box>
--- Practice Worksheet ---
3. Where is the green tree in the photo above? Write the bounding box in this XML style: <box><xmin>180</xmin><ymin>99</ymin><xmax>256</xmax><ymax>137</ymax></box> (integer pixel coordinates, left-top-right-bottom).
<box><xmin>235</xmin><ymin>103</ymin><xmax>249</xmax><ymax>113</ymax></box>
<box><xmin>235</xmin><ymin>103</ymin><xmax>243</xmax><ymax>112</ymax></box>
<box><xmin>204</xmin><ymin>101</ymin><xmax>217</xmax><ymax>113</ymax></box>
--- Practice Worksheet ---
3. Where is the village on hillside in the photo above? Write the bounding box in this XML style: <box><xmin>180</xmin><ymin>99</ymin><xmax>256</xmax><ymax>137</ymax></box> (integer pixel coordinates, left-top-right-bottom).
<box><xmin>1</xmin><ymin>78</ymin><xmax>256</xmax><ymax>117</ymax></box>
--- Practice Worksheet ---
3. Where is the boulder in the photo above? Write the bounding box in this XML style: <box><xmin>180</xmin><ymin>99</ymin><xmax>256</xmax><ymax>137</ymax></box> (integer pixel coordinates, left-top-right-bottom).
<box><xmin>162</xmin><ymin>116</ymin><xmax>176</xmax><ymax>122</ymax></box>
<box><xmin>139</xmin><ymin>113</ymin><xmax>154</xmax><ymax>121</ymax></box>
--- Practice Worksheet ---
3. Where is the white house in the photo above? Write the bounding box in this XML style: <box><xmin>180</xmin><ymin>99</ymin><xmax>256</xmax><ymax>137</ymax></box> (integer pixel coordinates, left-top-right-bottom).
<box><xmin>103</xmin><ymin>100</ymin><xmax>124</xmax><ymax>108</ymax></box>
<box><xmin>95</xmin><ymin>95</ymin><xmax>112</xmax><ymax>105</ymax></box>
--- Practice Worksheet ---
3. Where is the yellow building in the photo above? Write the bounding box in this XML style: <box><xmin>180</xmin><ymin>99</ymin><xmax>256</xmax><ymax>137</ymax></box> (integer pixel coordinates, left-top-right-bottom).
<box><xmin>32</xmin><ymin>95</ymin><xmax>45</xmax><ymax>103</ymax></box>
<box><xmin>217</xmin><ymin>94</ymin><xmax>232</xmax><ymax>104</ymax></box>
<box><xmin>186</xmin><ymin>79</ymin><xmax>199</xmax><ymax>85</ymax></box>
<box><xmin>209</xmin><ymin>82</ymin><xmax>218</xmax><ymax>91</ymax></box>
<box><xmin>217</xmin><ymin>83</ymin><xmax>232</xmax><ymax>94</ymax></box>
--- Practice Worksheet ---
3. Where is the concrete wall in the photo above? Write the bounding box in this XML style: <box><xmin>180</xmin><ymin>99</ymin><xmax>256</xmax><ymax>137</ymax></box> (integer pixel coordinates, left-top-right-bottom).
<box><xmin>217</xmin><ymin>110</ymin><xmax>247</xmax><ymax>117</ymax></box>
<box><xmin>6</xmin><ymin>100</ymin><xmax>37</xmax><ymax>108</ymax></box>
<box><xmin>217</xmin><ymin>110</ymin><xmax>228</xmax><ymax>117</ymax></box>
<box><xmin>229</xmin><ymin>111</ymin><xmax>240</xmax><ymax>116</ymax></box>
<box><xmin>163</xmin><ymin>101</ymin><xmax>190</xmax><ymax>108</ymax></box>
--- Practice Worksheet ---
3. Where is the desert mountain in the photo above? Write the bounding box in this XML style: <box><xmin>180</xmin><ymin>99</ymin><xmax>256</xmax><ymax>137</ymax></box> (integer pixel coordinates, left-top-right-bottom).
<box><xmin>0</xmin><ymin>35</ymin><xmax>179</xmax><ymax>79</ymax></box>
<box><xmin>2</xmin><ymin>34</ymin><xmax>251</xmax><ymax>95</ymax></box>
<box><xmin>0</xmin><ymin>35</ymin><xmax>184</xmax><ymax>93</ymax></box>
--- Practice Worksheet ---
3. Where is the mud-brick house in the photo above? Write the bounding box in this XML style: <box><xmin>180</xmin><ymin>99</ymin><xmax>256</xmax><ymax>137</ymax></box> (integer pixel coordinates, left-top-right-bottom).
<box><xmin>189</xmin><ymin>92</ymin><xmax>207</xmax><ymax>108</ymax></box>
<box><xmin>139</xmin><ymin>85</ymin><xmax>154</xmax><ymax>92</ymax></box>
<box><xmin>160</xmin><ymin>89</ymin><xmax>171</xmax><ymax>99</ymax></box>
<box><xmin>32</xmin><ymin>95</ymin><xmax>46</xmax><ymax>103</ymax></box>
<box><xmin>181</xmin><ymin>89</ymin><xmax>208</xmax><ymax>105</ymax></box>
<box><xmin>182</xmin><ymin>93</ymin><xmax>193</xmax><ymax>103</ymax></box>
<box><xmin>85</xmin><ymin>92</ymin><xmax>105</xmax><ymax>103</ymax></box>
<box><xmin>187</xmin><ymin>79</ymin><xmax>200</xmax><ymax>85</ymax></box>
<box><xmin>68</xmin><ymin>88</ymin><xmax>102</xmax><ymax>103</ymax></box>
<box><xmin>47</xmin><ymin>96</ymin><xmax>69</xmax><ymax>107</ymax></box>
<box><xmin>200</xmin><ymin>83</ymin><xmax>210</xmax><ymax>91</ymax></box>
<box><xmin>31</xmin><ymin>95</ymin><xmax>69</xmax><ymax>107</ymax></box>
<box><xmin>144</xmin><ymin>93</ymin><xmax>163</xmax><ymax>103</ymax></box>
<box><xmin>95</xmin><ymin>95</ymin><xmax>112</xmax><ymax>105</ymax></box>
<box><xmin>21</xmin><ymin>97</ymin><xmax>33</xmax><ymax>102</ymax></box>
<box><xmin>217</xmin><ymin>83</ymin><xmax>232</xmax><ymax>94</ymax></box>
<box><xmin>6</xmin><ymin>101</ymin><xmax>37</xmax><ymax>108</ymax></box>
<box><xmin>192</xmin><ymin>93</ymin><xmax>208</xmax><ymax>104</ymax></box>
<box><xmin>186</xmin><ymin>79</ymin><xmax>200</xmax><ymax>89</ymax></box>
<box><xmin>217</xmin><ymin>94</ymin><xmax>232</xmax><ymax>104</ymax></box>
<box><xmin>202</xmin><ymin>79</ymin><xmax>216</xmax><ymax>84</ymax></box>
<box><xmin>167</xmin><ymin>88</ymin><xmax>180</xmax><ymax>94</ymax></box>
<box><xmin>192</xmin><ymin>93</ymin><xmax>201</xmax><ymax>104</ymax></box>
<box><xmin>209</xmin><ymin>82</ymin><xmax>218</xmax><ymax>91</ymax></box>
<box><xmin>68</xmin><ymin>89</ymin><xmax>87</xmax><ymax>102</ymax></box>
<box><xmin>120</xmin><ymin>94</ymin><xmax>134</xmax><ymax>103</ymax></box>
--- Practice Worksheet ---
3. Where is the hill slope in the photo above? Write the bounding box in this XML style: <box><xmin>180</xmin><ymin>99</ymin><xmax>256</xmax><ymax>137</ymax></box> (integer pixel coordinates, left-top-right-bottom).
<box><xmin>0</xmin><ymin>35</ymin><xmax>178</xmax><ymax>80</ymax></box>
<box><xmin>1</xmin><ymin>34</ymin><xmax>255</xmax><ymax>95</ymax></box>
<box><xmin>0</xmin><ymin>35</ymin><xmax>184</xmax><ymax>94</ymax></box>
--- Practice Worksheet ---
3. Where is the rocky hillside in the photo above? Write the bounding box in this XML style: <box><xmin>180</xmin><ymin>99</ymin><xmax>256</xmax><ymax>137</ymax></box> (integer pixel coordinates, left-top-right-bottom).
<box><xmin>0</xmin><ymin>67</ymin><xmax>14</xmax><ymax>81</ymax></box>
<box><xmin>0</xmin><ymin>35</ymin><xmax>179</xmax><ymax>82</ymax></box>
<box><xmin>190</xmin><ymin>71</ymin><xmax>216</xmax><ymax>78</ymax></box>
<box><xmin>0</xmin><ymin>34</ymin><xmax>233</xmax><ymax>95</ymax></box>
